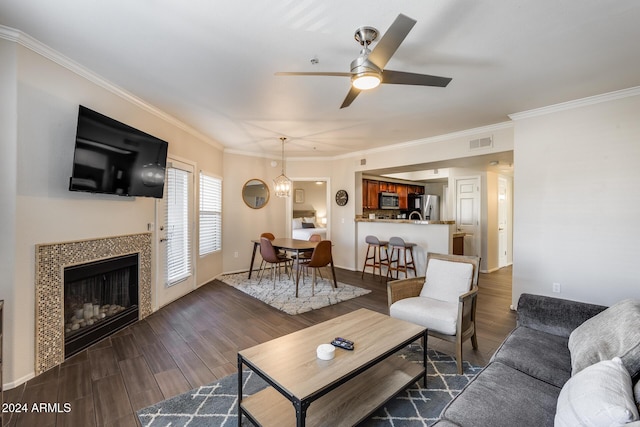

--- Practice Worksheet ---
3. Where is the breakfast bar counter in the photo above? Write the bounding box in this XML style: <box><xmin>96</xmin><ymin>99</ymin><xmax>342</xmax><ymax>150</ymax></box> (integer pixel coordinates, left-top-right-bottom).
<box><xmin>355</xmin><ymin>217</ymin><xmax>461</xmax><ymax>276</ymax></box>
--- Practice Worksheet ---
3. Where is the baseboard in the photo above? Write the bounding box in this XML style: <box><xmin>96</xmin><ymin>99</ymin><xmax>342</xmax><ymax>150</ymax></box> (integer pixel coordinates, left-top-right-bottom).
<box><xmin>3</xmin><ymin>371</ymin><xmax>35</xmax><ymax>390</ymax></box>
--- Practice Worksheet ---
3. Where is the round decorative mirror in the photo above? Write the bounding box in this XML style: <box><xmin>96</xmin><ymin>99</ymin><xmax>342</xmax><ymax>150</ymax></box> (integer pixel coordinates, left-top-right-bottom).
<box><xmin>242</xmin><ymin>179</ymin><xmax>270</xmax><ymax>209</ymax></box>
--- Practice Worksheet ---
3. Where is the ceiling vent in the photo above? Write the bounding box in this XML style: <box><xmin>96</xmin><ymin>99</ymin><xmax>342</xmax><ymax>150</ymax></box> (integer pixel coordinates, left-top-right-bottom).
<box><xmin>360</xmin><ymin>158</ymin><xmax>367</xmax><ymax>165</ymax></box>
<box><xmin>469</xmin><ymin>136</ymin><xmax>493</xmax><ymax>150</ymax></box>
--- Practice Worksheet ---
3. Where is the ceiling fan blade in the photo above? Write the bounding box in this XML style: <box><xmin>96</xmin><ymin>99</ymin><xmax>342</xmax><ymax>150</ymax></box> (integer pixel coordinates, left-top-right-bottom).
<box><xmin>340</xmin><ymin>87</ymin><xmax>361</xmax><ymax>109</ymax></box>
<box><xmin>382</xmin><ymin>70</ymin><xmax>452</xmax><ymax>87</ymax></box>
<box><xmin>367</xmin><ymin>14</ymin><xmax>416</xmax><ymax>70</ymax></box>
<box><xmin>275</xmin><ymin>71</ymin><xmax>352</xmax><ymax>77</ymax></box>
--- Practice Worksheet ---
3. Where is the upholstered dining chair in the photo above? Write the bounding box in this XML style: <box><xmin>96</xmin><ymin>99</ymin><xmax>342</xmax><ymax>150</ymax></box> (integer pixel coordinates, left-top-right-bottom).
<box><xmin>292</xmin><ymin>233</ymin><xmax>323</xmax><ymax>277</ymax></box>
<box><xmin>298</xmin><ymin>240</ymin><xmax>335</xmax><ymax>296</ymax></box>
<box><xmin>387</xmin><ymin>252</ymin><xmax>480</xmax><ymax>374</ymax></box>
<box><xmin>257</xmin><ymin>232</ymin><xmax>275</xmax><ymax>275</ymax></box>
<box><xmin>258</xmin><ymin>237</ymin><xmax>292</xmax><ymax>286</ymax></box>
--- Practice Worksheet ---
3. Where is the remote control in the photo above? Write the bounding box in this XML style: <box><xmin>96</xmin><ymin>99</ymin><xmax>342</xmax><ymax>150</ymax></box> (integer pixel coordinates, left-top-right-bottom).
<box><xmin>334</xmin><ymin>337</ymin><xmax>354</xmax><ymax>345</ymax></box>
<box><xmin>331</xmin><ymin>337</ymin><xmax>354</xmax><ymax>350</ymax></box>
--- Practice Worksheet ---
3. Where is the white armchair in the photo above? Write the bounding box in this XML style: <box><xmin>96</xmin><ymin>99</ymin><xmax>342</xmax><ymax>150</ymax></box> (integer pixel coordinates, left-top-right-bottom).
<box><xmin>387</xmin><ymin>252</ymin><xmax>480</xmax><ymax>374</ymax></box>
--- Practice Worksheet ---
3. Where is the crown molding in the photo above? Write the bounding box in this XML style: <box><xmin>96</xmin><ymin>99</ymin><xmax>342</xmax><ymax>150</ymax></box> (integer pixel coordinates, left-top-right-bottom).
<box><xmin>509</xmin><ymin>86</ymin><xmax>640</xmax><ymax>120</ymax></box>
<box><xmin>0</xmin><ymin>25</ymin><xmax>224</xmax><ymax>151</ymax></box>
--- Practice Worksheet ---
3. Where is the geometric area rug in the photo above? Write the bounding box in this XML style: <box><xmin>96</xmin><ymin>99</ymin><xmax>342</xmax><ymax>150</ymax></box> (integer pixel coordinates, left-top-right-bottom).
<box><xmin>137</xmin><ymin>342</ymin><xmax>482</xmax><ymax>427</ymax></box>
<box><xmin>219</xmin><ymin>271</ymin><xmax>372</xmax><ymax>315</ymax></box>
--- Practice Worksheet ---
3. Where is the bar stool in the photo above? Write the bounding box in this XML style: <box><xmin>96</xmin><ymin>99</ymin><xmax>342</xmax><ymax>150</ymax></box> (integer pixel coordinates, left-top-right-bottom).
<box><xmin>361</xmin><ymin>235</ymin><xmax>390</xmax><ymax>280</ymax></box>
<box><xmin>387</xmin><ymin>236</ymin><xmax>417</xmax><ymax>279</ymax></box>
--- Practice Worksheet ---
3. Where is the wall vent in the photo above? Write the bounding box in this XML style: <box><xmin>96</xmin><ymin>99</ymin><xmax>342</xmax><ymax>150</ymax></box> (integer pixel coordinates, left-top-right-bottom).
<box><xmin>360</xmin><ymin>158</ymin><xmax>367</xmax><ymax>165</ymax></box>
<box><xmin>469</xmin><ymin>136</ymin><xmax>493</xmax><ymax>150</ymax></box>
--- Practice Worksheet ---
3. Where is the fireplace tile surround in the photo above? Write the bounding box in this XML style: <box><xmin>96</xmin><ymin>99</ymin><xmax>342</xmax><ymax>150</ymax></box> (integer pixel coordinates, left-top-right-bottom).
<box><xmin>35</xmin><ymin>233</ymin><xmax>152</xmax><ymax>375</ymax></box>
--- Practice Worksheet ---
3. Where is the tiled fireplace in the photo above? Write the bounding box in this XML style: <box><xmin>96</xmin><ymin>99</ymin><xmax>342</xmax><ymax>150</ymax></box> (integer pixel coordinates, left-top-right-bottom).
<box><xmin>35</xmin><ymin>233</ymin><xmax>152</xmax><ymax>375</ymax></box>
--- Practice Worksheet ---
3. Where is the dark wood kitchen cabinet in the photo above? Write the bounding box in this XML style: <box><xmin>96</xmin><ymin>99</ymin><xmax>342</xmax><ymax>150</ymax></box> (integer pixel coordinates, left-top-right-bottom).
<box><xmin>397</xmin><ymin>184</ymin><xmax>408</xmax><ymax>209</ymax></box>
<box><xmin>363</xmin><ymin>179</ymin><xmax>379</xmax><ymax>209</ymax></box>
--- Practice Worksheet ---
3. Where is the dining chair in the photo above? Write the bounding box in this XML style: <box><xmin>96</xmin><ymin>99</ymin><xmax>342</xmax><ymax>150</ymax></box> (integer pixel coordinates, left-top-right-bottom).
<box><xmin>298</xmin><ymin>240</ymin><xmax>334</xmax><ymax>296</ymax></box>
<box><xmin>257</xmin><ymin>232</ymin><xmax>275</xmax><ymax>275</ymax></box>
<box><xmin>387</xmin><ymin>252</ymin><xmax>480</xmax><ymax>374</ymax></box>
<box><xmin>258</xmin><ymin>237</ymin><xmax>292</xmax><ymax>286</ymax></box>
<box><xmin>292</xmin><ymin>234</ymin><xmax>323</xmax><ymax>278</ymax></box>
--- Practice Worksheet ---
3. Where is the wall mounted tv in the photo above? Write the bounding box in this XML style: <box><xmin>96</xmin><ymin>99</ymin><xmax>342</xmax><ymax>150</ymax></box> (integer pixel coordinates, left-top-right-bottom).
<box><xmin>69</xmin><ymin>105</ymin><xmax>169</xmax><ymax>198</ymax></box>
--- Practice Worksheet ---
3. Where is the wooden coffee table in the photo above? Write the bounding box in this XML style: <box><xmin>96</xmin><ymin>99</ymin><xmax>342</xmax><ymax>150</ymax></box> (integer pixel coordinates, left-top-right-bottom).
<box><xmin>237</xmin><ymin>308</ymin><xmax>427</xmax><ymax>427</ymax></box>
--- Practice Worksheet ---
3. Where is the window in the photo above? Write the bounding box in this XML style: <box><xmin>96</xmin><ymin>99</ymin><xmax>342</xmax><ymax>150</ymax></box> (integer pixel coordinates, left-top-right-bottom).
<box><xmin>199</xmin><ymin>172</ymin><xmax>222</xmax><ymax>255</ymax></box>
<box><xmin>166</xmin><ymin>167</ymin><xmax>191</xmax><ymax>286</ymax></box>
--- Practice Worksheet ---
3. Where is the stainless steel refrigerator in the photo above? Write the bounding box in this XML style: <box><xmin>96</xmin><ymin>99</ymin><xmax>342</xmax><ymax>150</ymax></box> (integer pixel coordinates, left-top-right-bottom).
<box><xmin>409</xmin><ymin>194</ymin><xmax>440</xmax><ymax>221</ymax></box>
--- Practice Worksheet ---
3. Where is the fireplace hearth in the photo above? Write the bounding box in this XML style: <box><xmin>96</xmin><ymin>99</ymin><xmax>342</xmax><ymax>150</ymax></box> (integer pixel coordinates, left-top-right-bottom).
<box><xmin>64</xmin><ymin>254</ymin><xmax>139</xmax><ymax>357</ymax></box>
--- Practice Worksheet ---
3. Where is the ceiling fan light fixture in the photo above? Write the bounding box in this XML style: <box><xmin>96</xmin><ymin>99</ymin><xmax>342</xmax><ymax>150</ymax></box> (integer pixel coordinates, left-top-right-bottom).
<box><xmin>352</xmin><ymin>72</ymin><xmax>381</xmax><ymax>90</ymax></box>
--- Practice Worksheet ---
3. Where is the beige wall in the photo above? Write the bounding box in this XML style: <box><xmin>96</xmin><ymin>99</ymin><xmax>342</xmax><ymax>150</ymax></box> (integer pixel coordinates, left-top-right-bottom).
<box><xmin>221</xmin><ymin>152</ymin><xmax>288</xmax><ymax>272</ymax></box>
<box><xmin>2</xmin><ymin>41</ymin><xmax>224</xmax><ymax>387</ymax></box>
<box><xmin>292</xmin><ymin>181</ymin><xmax>327</xmax><ymax>221</ymax></box>
<box><xmin>512</xmin><ymin>91</ymin><xmax>640</xmax><ymax>307</ymax></box>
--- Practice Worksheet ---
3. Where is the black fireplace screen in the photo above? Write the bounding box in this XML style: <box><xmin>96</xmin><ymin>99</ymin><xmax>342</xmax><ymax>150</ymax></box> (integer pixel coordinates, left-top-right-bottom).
<box><xmin>64</xmin><ymin>253</ymin><xmax>139</xmax><ymax>357</ymax></box>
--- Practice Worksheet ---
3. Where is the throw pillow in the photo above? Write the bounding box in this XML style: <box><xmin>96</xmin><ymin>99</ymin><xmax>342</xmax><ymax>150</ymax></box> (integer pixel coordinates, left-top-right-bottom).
<box><xmin>555</xmin><ymin>357</ymin><xmax>639</xmax><ymax>427</ymax></box>
<box><xmin>303</xmin><ymin>216</ymin><xmax>317</xmax><ymax>226</ymax></box>
<box><xmin>568</xmin><ymin>299</ymin><xmax>640</xmax><ymax>377</ymax></box>
<box><xmin>301</xmin><ymin>222</ymin><xmax>315</xmax><ymax>229</ymax></box>
<box><xmin>419</xmin><ymin>258</ymin><xmax>473</xmax><ymax>303</ymax></box>
<box><xmin>292</xmin><ymin>218</ymin><xmax>303</xmax><ymax>229</ymax></box>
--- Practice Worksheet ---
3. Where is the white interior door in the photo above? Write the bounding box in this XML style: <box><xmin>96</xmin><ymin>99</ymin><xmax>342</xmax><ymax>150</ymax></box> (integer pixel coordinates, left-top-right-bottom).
<box><xmin>156</xmin><ymin>158</ymin><xmax>195</xmax><ymax>308</ymax></box>
<box><xmin>456</xmin><ymin>177</ymin><xmax>481</xmax><ymax>257</ymax></box>
<box><xmin>498</xmin><ymin>176</ymin><xmax>509</xmax><ymax>267</ymax></box>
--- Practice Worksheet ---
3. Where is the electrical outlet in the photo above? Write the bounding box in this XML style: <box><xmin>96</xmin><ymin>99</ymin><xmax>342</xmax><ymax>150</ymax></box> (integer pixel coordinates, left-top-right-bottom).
<box><xmin>552</xmin><ymin>282</ymin><xmax>561</xmax><ymax>293</ymax></box>
<box><xmin>234</xmin><ymin>251</ymin><xmax>239</xmax><ymax>258</ymax></box>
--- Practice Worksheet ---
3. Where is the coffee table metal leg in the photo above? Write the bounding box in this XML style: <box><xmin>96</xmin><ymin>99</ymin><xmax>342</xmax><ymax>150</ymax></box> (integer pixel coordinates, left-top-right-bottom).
<box><xmin>423</xmin><ymin>331</ymin><xmax>428</xmax><ymax>387</ymax></box>
<box><xmin>294</xmin><ymin>399</ymin><xmax>309</xmax><ymax>427</ymax></box>
<box><xmin>237</xmin><ymin>355</ymin><xmax>243</xmax><ymax>426</ymax></box>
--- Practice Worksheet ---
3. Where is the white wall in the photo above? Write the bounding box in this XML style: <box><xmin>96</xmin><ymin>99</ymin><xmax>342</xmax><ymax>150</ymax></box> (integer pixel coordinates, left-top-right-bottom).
<box><xmin>2</xmin><ymin>39</ymin><xmax>224</xmax><ymax>387</ymax></box>
<box><xmin>512</xmin><ymin>92</ymin><xmax>640</xmax><ymax>307</ymax></box>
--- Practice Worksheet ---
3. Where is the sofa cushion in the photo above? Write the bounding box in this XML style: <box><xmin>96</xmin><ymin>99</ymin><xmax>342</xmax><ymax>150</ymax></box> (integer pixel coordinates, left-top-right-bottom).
<box><xmin>439</xmin><ymin>361</ymin><xmax>560</xmax><ymax>427</ymax></box>
<box><xmin>555</xmin><ymin>357</ymin><xmax>638</xmax><ymax>427</ymax></box>
<box><xmin>389</xmin><ymin>297</ymin><xmax>458</xmax><ymax>335</ymax></box>
<box><xmin>420</xmin><ymin>258</ymin><xmax>473</xmax><ymax>303</ymax></box>
<box><xmin>491</xmin><ymin>326</ymin><xmax>572</xmax><ymax>388</ymax></box>
<box><xmin>568</xmin><ymin>299</ymin><xmax>640</xmax><ymax>377</ymax></box>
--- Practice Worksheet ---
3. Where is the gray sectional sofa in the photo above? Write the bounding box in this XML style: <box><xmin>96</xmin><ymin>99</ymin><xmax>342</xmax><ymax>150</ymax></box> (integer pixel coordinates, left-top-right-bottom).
<box><xmin>433</xmin><ymin>293</ymin><xmax>640</xmax><ymax>427</ymax></box>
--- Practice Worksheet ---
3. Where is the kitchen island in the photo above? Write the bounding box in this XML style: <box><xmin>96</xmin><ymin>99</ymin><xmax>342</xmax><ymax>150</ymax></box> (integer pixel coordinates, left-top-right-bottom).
<box><xmin>355</xmin><ymin>217</ymin><xmax>462</xmax><ymax>277</ymax></box>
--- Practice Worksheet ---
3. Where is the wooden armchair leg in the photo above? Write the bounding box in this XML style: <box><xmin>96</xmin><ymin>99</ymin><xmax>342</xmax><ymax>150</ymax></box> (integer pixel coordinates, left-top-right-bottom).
<box><xmin>456</xmin><ymin>338</ymin><xmax>464</xmax><ymax>375</ymax></box>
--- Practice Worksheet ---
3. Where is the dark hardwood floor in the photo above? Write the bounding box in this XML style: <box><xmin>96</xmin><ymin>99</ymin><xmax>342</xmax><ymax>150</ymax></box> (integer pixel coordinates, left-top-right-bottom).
<box><xmin>4</xmin><ymin>265</ymin><xmax>515</xmax><ymax>427</ymax></box>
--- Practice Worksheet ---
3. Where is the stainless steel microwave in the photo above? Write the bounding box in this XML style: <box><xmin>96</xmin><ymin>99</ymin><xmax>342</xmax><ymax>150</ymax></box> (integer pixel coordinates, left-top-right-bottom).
<box><xmin>379</xmin><ymin>192</ymin><xmax>399</xmax><ymax>209</ymax></box>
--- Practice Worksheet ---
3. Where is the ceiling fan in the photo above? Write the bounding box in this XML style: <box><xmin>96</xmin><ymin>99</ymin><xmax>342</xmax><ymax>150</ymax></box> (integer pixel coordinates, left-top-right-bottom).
<box><xmin>276</xmin><ymin>14</ymin><xmax>452</xmax><ymax>109</ymax></box>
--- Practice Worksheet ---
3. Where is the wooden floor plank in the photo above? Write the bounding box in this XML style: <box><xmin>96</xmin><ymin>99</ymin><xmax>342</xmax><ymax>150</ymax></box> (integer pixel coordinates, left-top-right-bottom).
<box><xmin>5</xmin><ymin>266</ymin><xmax>516</xmax><ymax>426</ymax></box>
<box><xmin>92</xmin><ymin>375</ymin><xmax>133</xmax><ymax>427</ymax></box>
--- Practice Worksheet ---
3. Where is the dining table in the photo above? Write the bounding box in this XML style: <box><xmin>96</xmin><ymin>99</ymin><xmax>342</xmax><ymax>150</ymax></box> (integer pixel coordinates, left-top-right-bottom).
<box><xmin>249</xmin><ymin>237</ymin><xmax>337</xmax><ymax>297</ymax></box>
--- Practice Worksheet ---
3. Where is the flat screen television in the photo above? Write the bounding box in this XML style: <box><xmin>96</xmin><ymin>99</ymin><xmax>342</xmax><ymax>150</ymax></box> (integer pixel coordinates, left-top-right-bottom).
<box><xmin>69</xmin><ymin>105</ymin><xmax>169</xmax><ymax>198</ymax></box>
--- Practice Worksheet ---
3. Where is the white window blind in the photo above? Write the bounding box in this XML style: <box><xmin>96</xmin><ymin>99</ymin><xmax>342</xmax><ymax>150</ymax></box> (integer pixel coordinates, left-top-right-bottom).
<box><xmin>166</xmin><ymin>167</ymin><xmax>191</xmax><ymax>286</ymax></box>
<box><xmin>199</xmin><ymin>172</ymin><xmax>222</xmax><ymax>255</ymax></box>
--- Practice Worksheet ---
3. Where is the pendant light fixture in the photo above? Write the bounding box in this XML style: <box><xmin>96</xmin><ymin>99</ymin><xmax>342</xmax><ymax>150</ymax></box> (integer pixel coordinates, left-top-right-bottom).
<box><xmin>273</xmin><ymin>137</ymin><xmax>292</xmax><ymax>197</ymax></box>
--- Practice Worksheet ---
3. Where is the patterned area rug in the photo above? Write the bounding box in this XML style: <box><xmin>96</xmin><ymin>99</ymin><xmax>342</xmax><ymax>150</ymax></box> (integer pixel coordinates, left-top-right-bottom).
<box><xmin>219</xmin><ymin>271</ymin><xmax>371</xmax><ymax>315</ymax></box>
<box><xmin>137</xmin><ymin>343</ymin><xmax>482</xmax><ymax>427</ymax></box>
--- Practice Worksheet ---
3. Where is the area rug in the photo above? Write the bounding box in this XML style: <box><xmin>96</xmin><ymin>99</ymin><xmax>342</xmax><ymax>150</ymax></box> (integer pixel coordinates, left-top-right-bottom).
<box><xmin>137</xmin><ymin>343</ymin><xmax>482</xmax><ymax>427</ymax></box>
<box><xmin>219</xmin><ymin>271</ymin><xmax>371</xmax><ymax>315</ymax></box>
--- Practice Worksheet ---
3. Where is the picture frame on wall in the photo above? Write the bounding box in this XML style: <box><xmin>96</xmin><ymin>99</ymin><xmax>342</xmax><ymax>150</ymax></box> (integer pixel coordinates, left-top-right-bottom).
<box><xmin>294</xmin><ymin>189</ymin><xmax>304</xmax><ymax>204</ymax></box>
